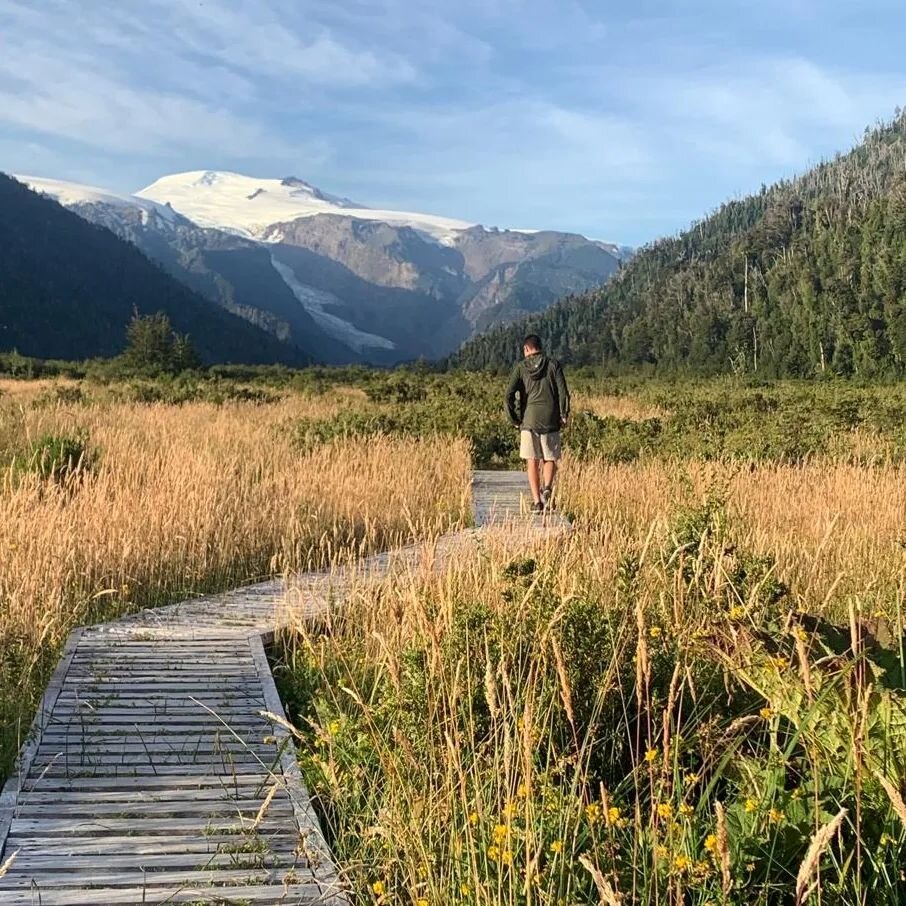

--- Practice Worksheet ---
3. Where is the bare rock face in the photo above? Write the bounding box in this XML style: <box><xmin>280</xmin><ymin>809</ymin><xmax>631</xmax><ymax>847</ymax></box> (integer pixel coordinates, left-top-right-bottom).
<box><xmin>264</xmin><ymin>215</ymin><xmax>624</xmax><ymax>359</ymax></box>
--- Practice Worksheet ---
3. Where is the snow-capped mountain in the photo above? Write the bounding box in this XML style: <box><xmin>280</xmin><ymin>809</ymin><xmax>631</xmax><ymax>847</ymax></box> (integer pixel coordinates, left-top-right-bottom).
<box><xmin>137</xmin><ymin>170</ymin><xmax>473</xmax><ymax>242</ymax></box>
<box><xmin>17</xmin><ymin>170</ymin><xmax>628</xmax><ymax>364</ymax></box>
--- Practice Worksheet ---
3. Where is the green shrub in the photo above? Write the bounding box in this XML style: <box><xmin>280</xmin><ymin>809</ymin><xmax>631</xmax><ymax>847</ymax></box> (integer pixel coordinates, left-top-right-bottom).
<box><xmin>22</xmin><ymin>433</ymin><xmax>91</xmax><ymax>484</ymax></box>
<box><xmin>31</xmin><ymin>384</ymin><xmax>89</xmax><ymax>409</ymax></box>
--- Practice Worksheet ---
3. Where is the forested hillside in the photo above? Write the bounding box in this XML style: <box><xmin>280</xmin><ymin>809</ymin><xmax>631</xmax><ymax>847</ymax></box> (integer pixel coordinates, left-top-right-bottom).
<box><xmin>0</xmin><ymin>175</ymin><xmax>309</xmax><ymax>365</ymax></box>
<box><xmin>453</xmin><ymin>111</ymin><xmax>906</xmax><ymax>377</ymax></box>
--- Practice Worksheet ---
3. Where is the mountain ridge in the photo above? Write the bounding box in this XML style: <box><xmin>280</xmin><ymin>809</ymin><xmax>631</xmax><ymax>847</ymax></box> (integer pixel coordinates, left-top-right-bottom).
<box><xmin>22</xmin><ymin>170</ymin><xmax>627</xmax><ymax>364</ymax></box>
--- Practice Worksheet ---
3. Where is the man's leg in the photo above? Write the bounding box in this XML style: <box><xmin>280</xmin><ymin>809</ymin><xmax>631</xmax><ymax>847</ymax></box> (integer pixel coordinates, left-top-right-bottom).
<box><xmin>542</xmin><ymin>459</ymin><xmax>557</xmax><ymax>491</ymax></box>
<box><xmin>526</xmin><ymin>458</ymin><xmax>542</xmax><ymax>503</ymax></box>
<box><xmin>519</xmin><ymin>430</ymin><xmax>543</xmax><ymax>505</ymax></box>
<box><xmin>540</xmin><ymin>431</ymin><xmax>562</xmax><ymax>508</ymax></box>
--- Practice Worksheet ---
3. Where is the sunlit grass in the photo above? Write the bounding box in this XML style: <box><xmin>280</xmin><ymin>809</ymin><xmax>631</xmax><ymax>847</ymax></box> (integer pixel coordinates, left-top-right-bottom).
<box><xmin>0</xmin><ymin>388</ymin><xmax>470</xmax><ymax>779</ymax></box>
<box><xmin>277</xmin><ymin>456</ymin><xmax>906</xmax><ymax>905</ymax></box>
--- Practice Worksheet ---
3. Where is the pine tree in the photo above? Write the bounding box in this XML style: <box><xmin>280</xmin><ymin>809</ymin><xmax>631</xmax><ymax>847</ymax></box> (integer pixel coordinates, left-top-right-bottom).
<box><xmin>121</xmin><ymin>312</ymin><xmax>200</xmax><ymax>374</ymax></box>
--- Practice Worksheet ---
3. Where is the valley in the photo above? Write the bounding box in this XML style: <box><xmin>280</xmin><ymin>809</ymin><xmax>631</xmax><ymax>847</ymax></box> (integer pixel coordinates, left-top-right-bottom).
<box><xmin>18</xmin><ymin>171</ymin><xmax>626</xmax><ymax>365</ymax></box>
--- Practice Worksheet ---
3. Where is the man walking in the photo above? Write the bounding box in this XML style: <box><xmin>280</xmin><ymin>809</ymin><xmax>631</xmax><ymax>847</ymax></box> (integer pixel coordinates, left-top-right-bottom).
<box><xmin>505</xmin><ymin>334</ymin><xmax>570</xmax><ymax>514</ymax></box>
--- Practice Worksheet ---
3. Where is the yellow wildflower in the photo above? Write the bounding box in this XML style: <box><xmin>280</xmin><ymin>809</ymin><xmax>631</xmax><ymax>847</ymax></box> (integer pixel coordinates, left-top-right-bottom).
<box><xmin>704</xmin><ymin>833</ymin><xmax>717</xmax><ymax>853</ymax></box>
<box><xmin>679</xmin><ymin>802</ymin><xmax>693</xmax><ymax>817</ymax></box>
<box><xmin>328</xmin><ymin>719</ymin><xmax>341</xmax><ymax>736</ymax></box>
<box><xmin>673</xmin><ymin>854</ymin><xmax>691</xmax><ymax>872</ymax></box>
<box><xmin>649</xmin><ymin>626</ymin><xmax>662</xmax><ymax>639</ymax></box>
<box><xmin>417</xmin><ymin>899</ymin><xmax>429</xmax><ymax>906</ymax></box>
<box><xmin>371</xmin><ymin>881</ymin><xmax>385</xmax><ymax>897</ymax></box>
<box><xmin>501</xmin><ymin>849</ymin><xmax>513</xmax><ymax>865</ymax></box>
<box><xmin>493</xmin><ymin>823</ymin><xmax>508</xmax><ymax>844</ymax></box>
<box><xmin>487</xmin><ymin>845</ymin><xmax>500</xmax><ymax>861</ymax></box>
<box><xmin>517</xmin><ymin>782</ymin><xmax>528</xmax><ymax>798</ymax></box>
<box><xmin>585</xmin><ymin>802</ymin><xmax>601</xmax><ymax>823</ymax></box>
<box><xmin>550</xmin><ymin>840</ymin><xmax>563</xmax><ymax>854</ymax></box>
<box><xmin>657</xmin><ymin>802</ymin><xmax>673</xmax><ymax>820</ymax></box>
<box><xmin>645</xmin><ymin>748</ymin><xmax>658</xmax><ymax>763</ymax></box>
<box><xmin>685</xmin><ymin>773</ymin><xmax>700</xmax><ymax>785</ymax></box>
<box><xmin>728</xmin><ymin>606</ymin><xmax>745</xmax><ymax>621</ymax></box>
<box><xmin>744</xmin><ymin>798</ymin><xmax>757</xmax><ymax>813</ymax></box>
<box><xmin>768</xmin><ymin>807</ymin><xmax>784</xmax><ymax>824</ymax></box>
<box><xmin>606</xmin><ymin>806</ymin><xmax>621</xmax><ymax>825</ymax></box>
<box><xmin>468</xmin><ymin>811</ymin><xmax>479</xmax><ymax>827</ymax></box>
<box><xmin>460</xmin><ymin>883</ymin><xmax>471</xmax><ymax>896</ymax></box>
<box><xmin>759</xmin><ymin>707</ymin><xmax>774</xmax><ymax>720</ymax></box>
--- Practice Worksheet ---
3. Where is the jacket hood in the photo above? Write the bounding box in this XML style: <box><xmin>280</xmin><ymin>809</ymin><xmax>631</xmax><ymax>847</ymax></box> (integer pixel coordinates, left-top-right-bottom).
<box><xmin>524</xmin><ymin>352</ymin><xmax>549</xmax><ymax>378</ymax></box>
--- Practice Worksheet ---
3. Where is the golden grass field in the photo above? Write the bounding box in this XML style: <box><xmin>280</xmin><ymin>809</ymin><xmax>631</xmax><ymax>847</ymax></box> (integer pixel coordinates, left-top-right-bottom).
<box><xmin>0</xmin><ymin>385</ymin><xmax>470</xmax><ymax>775</ymax></box>
<box><xmin>4</xmin><ymin>376</ymin><xmax>906</xmax><ymax>903</ymax></box>
<box><xmin>278</xmin><ymin>457</ymin><xmax>906</xmax><ymax>904</ymax></box>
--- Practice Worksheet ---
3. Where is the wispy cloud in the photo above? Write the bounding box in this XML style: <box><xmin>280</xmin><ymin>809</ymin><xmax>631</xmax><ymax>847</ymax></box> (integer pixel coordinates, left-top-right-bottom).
<box><xmin>1</xmin><ymin>0</ymin><xmax>904</xmax><ymax>243</ymax></box>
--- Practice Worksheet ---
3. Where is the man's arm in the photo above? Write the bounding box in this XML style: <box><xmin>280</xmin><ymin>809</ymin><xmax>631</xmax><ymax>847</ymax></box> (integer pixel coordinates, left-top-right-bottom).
<box><xmin>554</xmin><ymin>361</ymin><xmax>570</xmax><ymax>425</ymax></box>
<box><xmin>505</xmin><ymin>366</ymin><xmax>523</xmax><ymax>426</ymax></box>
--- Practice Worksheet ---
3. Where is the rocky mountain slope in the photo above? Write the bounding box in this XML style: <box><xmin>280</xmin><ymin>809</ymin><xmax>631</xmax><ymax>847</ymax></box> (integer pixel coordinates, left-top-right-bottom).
<box><xmin>0</xmin><ymin>174</ymin><xmax>309</xmax><ymax>365</ymax></box>
<box><xmin>22</xmin><ymin>171</ymin><xmax>626</xmax><ymax>364</ymax></box>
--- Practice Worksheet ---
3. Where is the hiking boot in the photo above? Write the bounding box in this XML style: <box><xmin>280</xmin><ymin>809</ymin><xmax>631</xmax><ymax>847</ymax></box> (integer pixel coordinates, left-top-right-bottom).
<box><xmin>531</xmin><ymin>501</ymin><xmax>545</xmax><ymax>515</ymax></box>
<box><xmin>541</xmin><ymin>486</ymin><xmax>553</xmax><ymax>509</ymax></box>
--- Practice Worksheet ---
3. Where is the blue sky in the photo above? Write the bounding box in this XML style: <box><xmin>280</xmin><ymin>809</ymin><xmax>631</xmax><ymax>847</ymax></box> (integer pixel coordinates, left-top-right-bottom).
<box><xmin>1</xmin><ymin>0</ymin><xmax>905</xmax><ymax>245</ymax></box>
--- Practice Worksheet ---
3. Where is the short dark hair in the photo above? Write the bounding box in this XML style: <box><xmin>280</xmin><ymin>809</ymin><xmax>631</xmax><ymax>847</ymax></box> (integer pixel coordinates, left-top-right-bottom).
<box><xmin>523</xmin><ymin>334</ymin><xmax>542</xmax><ymax>352</ymax></box>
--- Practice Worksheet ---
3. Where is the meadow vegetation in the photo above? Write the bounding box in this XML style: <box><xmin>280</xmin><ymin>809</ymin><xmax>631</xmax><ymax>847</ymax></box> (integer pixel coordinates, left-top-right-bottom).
<box><xmin>0</xmin><ymin>378</ymin><xmax>469</xmax><ymax>778</ymax></box>
<box><xmin>277</xmin><ymin>456</ymin><xmax>906</xmax><ymax>905</ymax></box>
<box><xmin>4</xmin><ymin>365</ymin><xmax>906</xmax><ymax>903</ymax></box>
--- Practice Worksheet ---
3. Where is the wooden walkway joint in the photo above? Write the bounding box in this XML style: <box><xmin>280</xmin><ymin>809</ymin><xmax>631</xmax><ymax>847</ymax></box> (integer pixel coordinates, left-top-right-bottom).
<box><xmin>0</xmin><ymin>471</ymin><xmax>566</xmax><ymax>904</ymax></box>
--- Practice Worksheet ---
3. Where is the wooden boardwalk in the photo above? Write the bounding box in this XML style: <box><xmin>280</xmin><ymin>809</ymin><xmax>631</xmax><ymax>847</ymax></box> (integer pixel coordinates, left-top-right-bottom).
<box><xmin>0</xmin><ymin>470</ymin><xmax>564</xmax><ymax>904</ymax></box>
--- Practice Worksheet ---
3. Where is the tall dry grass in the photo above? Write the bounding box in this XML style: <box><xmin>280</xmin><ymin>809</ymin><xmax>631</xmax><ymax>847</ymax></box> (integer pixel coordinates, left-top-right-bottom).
<box><xmin>560</xmin><ymin>454</ymin><xmax>906</xmax><ymax>614</ymax></box>
<box><xmin>574</xmin><ymin>393</ymin><xmax>666</xmax><ymax>422</ymax></box>
<box><xmin>0</xmin><ymin>391</ymin><xmax>471</xmax><ymax>778</ymax></box>
<box><xmin>278</xmin><ymin>454</ymin><xmax>906</xmax><ymax>905</ymax></box>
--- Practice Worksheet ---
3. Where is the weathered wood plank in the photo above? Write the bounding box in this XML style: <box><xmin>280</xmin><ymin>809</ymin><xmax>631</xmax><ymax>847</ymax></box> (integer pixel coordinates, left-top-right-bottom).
<box><xmin>5</xmin><ymin>832</ymin><xmax>300</xmax><ymax>853</ymax></box>
<box><xmin>9</xmin><ymin>816</ymin><xmax>294</xmax><ymax>835</ymax></box>
<box><xmin>7</xmin><ymin>851</ymin><xmax>293</xmax><ymax>870</ymax></box>
<box><xmin>19</xmin><ymin>773</ymin><xmax>279</xmax><ymax>792</ymax></box>
<box><xmin>16</xmin><ymin>798</ymin><xmax>293</xmax><ymax>818</ymax></box>
<box><xmin>18</xmin><ymin>787</ymin><xmax>289</xmax><ymax>805</ymax></box>
<box><xmin>248</xmin><ymin>634</ymin><xmax>340</xmax><ymax>892</ymax></box>
<box><xmin>0</xmin><ymin>882</ymin><xmax>326</xmax><ymax>905</ymax></box>
<box><xmin>27</xmin><ymin>763</ymin><xmax>281</xmax><ymax>778</ymax></box>
<box><xmin>1</xmin><ymin>866</ymin><xmax>302</xmax><ymax>889</ymax></box>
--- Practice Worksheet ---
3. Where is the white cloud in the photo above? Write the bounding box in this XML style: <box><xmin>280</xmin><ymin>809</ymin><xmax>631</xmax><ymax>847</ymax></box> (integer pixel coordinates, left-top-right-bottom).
<box><xmin>141</xmin><ymin>0</ymin><xmax>417</xmax><ymax>87</ymax></box>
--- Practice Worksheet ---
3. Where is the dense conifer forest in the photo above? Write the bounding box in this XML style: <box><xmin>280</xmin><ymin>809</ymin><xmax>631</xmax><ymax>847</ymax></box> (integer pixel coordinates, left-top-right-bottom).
<box><xmin>453</xmin><ymin>111</ymin><xmax>906</xmax><ymax>377</ymax></box>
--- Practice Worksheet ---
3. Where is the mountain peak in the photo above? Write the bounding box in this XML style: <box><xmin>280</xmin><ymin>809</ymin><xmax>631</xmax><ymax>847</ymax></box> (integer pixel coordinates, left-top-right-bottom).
<box><xmin>136</xmin><ymin>169</ymin><xmax>472</xmax><ymax>240</ymax></box>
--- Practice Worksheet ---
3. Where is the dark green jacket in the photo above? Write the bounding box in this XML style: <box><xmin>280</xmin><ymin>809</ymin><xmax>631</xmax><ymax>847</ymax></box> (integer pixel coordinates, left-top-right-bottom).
<box><xmin>505</xmin><ymin>354</ymin><xmax>570</xmax><ymax>432</ymax></box>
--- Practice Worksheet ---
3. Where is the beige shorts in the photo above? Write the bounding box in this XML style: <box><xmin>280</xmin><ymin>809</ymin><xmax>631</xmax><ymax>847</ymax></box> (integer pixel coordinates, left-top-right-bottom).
<box><xmin>520</xmin><ymin>429</ymin><xmax>562</xmax><ymax>461</ymax></box>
